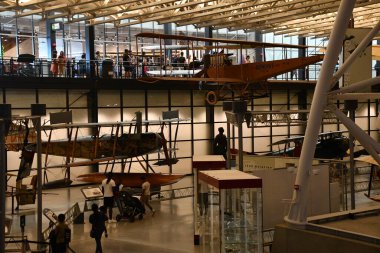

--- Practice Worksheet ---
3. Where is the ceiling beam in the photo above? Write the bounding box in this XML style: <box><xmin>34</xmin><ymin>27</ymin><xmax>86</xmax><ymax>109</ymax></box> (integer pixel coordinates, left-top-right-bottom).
<box><xmin>48</xmin><ymin>0</ymin><xmax>140</xmax><ymax>20</ymax></box>
<box><xmin>250</xmin><ymin>6</ymin><xmax>380</xmax><ymax>36</ymax></box>
<box><xmin>15</xmin><ymin>0</ymin><xmax>102</xmax><ymax>18</ymax></box>
<box><xmin>225</xmin><ymin>0</ymin><xmax>379</xmax><ymax>32</ymax></box>
<box><xmin>177</xmin><ymin>0</ymin><xmax>336</xmax><ymax>27</ymax></box>
<box><xmin>210</xmin><ymin>0</ymin><xmax>342</xmax><ymax>30</ymax></box>
<box><xmin>115</xmin><ymin>0</ymin><xmax>253</xmax><ymax>27</ymax></box>
<box><xmin>160</xmin><ymin>1</ymin><xmax>262</xmax><ymax>26</ymax></box>
<box><xmin>0</xmin><ymin>0</ymin><xmax>56</xmax><ymax>11</ymax></box>
<box><xmin>89</xmin><ymin>0</ymin><xmax>216</xmax><ymax>26</ymax></box>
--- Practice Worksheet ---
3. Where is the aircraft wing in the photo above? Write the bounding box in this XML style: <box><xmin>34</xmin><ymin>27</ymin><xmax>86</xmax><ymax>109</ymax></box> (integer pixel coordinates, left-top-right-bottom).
<box><xmin>270</xmin><ymin>136</ymin><xmax>304</xmax><ymax>146</ymax></box>
<box><xmin>41</xmin><ymin>118</ymin><xmax>188</xmax><ymax>130</ymax></box>
<box><xmin>136</xmin><ymin>32</ymin><xmax>307</xmax><ymax>49</ymax></box>
<box><xmin>139</xmin><ymin>76</ymin><xmax>243</xmax><ymax>84</ymax></box>
<box><xmin>355</xmin><ymin>155</ymin><xmax>380</xmax><ymax>166</ymax></box>
<box><xmin>146</xmin><ymin>69</ymin><xmax>202</xmax><ymax>77</ymax></box>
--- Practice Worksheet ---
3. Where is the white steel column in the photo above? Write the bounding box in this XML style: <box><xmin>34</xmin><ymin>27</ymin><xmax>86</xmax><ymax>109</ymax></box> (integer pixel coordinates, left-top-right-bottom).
<box><xmin>285</xmin><ymin>0</ymin><xmax>357</xmax><ymax>225</ymax></box>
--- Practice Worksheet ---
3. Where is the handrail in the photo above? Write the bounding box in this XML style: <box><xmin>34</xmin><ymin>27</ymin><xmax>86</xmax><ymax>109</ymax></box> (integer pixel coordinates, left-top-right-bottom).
<box><xmin>0</xmin><ymin>57</ymin><xmax>322</xmax><ymax>81</ymax></box>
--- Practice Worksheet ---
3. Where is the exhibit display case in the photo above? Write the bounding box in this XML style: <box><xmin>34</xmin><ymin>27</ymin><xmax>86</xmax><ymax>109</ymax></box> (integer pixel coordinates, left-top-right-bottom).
<box><xmin>192</xmin><ymin>155</ymin><xmax>226</xmax><ymax>245</ymax></box>
<box><xmin>197</xmin><ymin>170</ymin><xmax>263</xmax><ymax>253</ymax></box>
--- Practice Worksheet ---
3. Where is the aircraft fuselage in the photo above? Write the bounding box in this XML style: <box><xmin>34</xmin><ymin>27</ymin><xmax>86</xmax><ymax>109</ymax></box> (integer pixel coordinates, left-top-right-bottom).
<box><xmin>38</xmin><ymin>132</ymin><xmax>162</xmax><ymax>159</ymax></box>
<box><xmin>206</xmin><ymin>55</ymin><xmax>324</xmax><ymax>83</ymax></box>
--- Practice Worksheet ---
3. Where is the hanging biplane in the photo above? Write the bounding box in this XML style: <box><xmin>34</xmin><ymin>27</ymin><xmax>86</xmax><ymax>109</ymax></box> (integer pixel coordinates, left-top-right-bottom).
<box><xmin>5</xmin><ymin>111</ymin><xmax>186</xmax><ymax>190</ymax></box>
<box><xmin>135</xmin><ymin>32</ymin><xmax>324</xmax><ymax>105</ymax></box>
<box><xmin>269</xmin><ymin>131</ymin><xmax>350</xmax><ymax>159</ymax></box>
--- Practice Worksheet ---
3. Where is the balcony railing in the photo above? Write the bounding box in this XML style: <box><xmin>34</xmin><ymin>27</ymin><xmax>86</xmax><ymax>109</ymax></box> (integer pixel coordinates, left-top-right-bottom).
<box><xmin>0</xmin><ymin>56</ymin><xmax>322</xmax><ymax>81</ymax></box>
<box><xmin>0</xmin><ymin>57</ymin><xmax>140</xmax><ymax>79</ymax></box>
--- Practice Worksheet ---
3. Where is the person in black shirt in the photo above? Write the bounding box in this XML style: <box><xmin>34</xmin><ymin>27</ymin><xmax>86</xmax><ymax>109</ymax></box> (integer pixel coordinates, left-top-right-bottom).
<box><xmin>177</xmin><ymin>52</ymin><xmax>186</xmax><ymax>68</ymax></box>
<box><xmin>89</xmin><ymin>204</ymin><xmax>108</xmax><ymax>253</ymax></box>
<box><xmin>122</xmin><ymin>49</ymin><xmax>132</xmax><ymax>78</ymax></box>
<box><xmin>213</xmin><ymin>127</ymin><xmax>227</xmax><ymax>159</ymax></box>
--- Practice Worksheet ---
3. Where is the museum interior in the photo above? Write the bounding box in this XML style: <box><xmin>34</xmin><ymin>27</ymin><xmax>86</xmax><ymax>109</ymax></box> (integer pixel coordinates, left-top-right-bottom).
<box><xmin>1</xmin><ymin>1</ymin><xmax>380</xmax><ymax>253</ymax></box>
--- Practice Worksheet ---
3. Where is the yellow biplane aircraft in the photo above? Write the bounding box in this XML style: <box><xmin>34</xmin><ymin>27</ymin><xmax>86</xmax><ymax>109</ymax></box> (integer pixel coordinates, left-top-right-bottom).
<box><xmin>136</xmin><ymin>32</ymin><xmax>324</xmax><ymax>105</ymax></box>
<box><xmin>5</xmin><ymin>111</ymin><xmax>186</xmax><ymax>192</ymax></box>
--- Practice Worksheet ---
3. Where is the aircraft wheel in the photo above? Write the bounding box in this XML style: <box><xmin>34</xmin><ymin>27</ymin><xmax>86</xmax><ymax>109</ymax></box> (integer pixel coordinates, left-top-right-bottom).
<box><xmin>206</xmin><ymin>91</ymin><xmax>218</xmax><ymax>105</ymax></box>
<box><xmin>139</xmin><ymin>214</ymin><xmax>143</xmax><ymax>220</ymax></box>
<box><xmin>129</xmin><ymin>216</ymin><xmax>135</xmax><ymax>222</ymax></box>
<box><xmin>116</xmin><ymin>214</ymin><xmax>121</xmax><ymax>222</ymax></box>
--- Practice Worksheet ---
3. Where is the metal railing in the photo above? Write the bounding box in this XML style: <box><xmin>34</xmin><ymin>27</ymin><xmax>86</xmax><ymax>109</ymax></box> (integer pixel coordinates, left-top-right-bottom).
<box><xmin>0</xmin><ymin>56</ymin><xmax>323</xmax><ymax>82</ymax></box>
<box><xmin>0</xmin><ymin>57</ymin><xmax>138</xmax><ymax>79</ymax></box>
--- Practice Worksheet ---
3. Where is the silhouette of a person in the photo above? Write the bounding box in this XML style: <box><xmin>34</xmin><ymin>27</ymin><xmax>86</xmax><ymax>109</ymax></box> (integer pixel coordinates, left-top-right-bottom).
<box><xmin>213</xmin><ymin>127</ymin><xmax>227</xmax><ymax>159</ymax></box>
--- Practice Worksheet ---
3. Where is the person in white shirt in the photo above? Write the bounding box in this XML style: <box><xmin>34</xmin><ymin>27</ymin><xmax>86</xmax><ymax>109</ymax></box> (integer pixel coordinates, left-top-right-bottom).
<box><xmin>140</xmin><ymin>175</ymin><xmax>155</xmax><ymax>216</ymax></box>
<box><xmin>101</xmin><ymin>173</ymin><xmax>116</xmax><ymax>222</ymax></box>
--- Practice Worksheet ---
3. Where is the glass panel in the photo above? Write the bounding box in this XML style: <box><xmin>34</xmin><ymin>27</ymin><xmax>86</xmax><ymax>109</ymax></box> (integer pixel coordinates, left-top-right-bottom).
<box><xmin>123</xmin><ymin>107</ymin><xmax>145</xmax><ymax>121</ymax></box>
<box><xmin>98</xmin><ymin>90</ymin><xmax>121</xmax><ymax>108</ymax></box>
<box><xmin>38</xmin><ymin>90</ymin><xmax>67</xmax><ymax>107</ymax></box>
<box><xmin>170</xmin><ymin>107</ymin><xmax>191</xmax><ymax>122</ymax></box>
<box><xmin>147</xmin><ymin>90</ymin><xmax>168</xmax><ymax>107</ymax></box>
<box><xmin>222</xmin><ymin>188</ymin><xmax>262</xmax><ymax>253</ymax></box>
<box><xmin>214</xmin><ymin>106</ymin><xmax>227</xmax><ymax>122</ymax></box>
<box><xmin>194</xmin><ymin>140</ymin><xmax>210</xmax><ymax>155</ymax></box>
<box><xmin>175</xmin><ymin>140</ymin><xmax>192</xmax><ymax>157</ymax></box>
<box><xmin>5</xmin><ymin>90</ymin><xmax>36</xmax><ymax>107</ymax></box>
<box><xmin>171</xmin><ymin>157</ymin><xmax>192</xmax><ymax>174</ymax></box>
<box><xmin>254</xmin><ymin>137</ymin><xmax>270</xmax><ymax>154</ymax></box>
<box><xmin>123</xmin><ymin>90</ymin><xmax>145</xmax><ymax>107</ymax></box>
<box><xmin>171</xmin><ymin>90</ymin><xmax>191</xmax><ymax>106</ymax></box>
<box><xmin>193</xmin><ymin>91</ymin><xmax>207</xmax><ymax>106</ymax></box>
<box><xmin>98</xmin><ymin>108</ymin><xmax>121</xmax><ymax>124</ymax></box>
<box><xmin>71</xmin><ymin>108</ymin><xmax>88</xmax><ymax>124</ymax></box>
<box><xmin>193</xmin><ymin>107</ymin><xmax>206</xmax><ymax>123</ymax></box>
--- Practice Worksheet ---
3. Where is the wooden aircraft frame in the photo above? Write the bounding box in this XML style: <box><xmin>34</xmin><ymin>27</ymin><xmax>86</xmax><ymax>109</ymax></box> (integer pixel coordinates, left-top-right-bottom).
<box><xmin>135</xmin><ymin>32</ymin><xmax>324</xmax><ymax>105</ymax></box>
<box><xmin>5</xmin><ymin>112</ymin><xmax>187</xmax><ymax>189</ymax></box>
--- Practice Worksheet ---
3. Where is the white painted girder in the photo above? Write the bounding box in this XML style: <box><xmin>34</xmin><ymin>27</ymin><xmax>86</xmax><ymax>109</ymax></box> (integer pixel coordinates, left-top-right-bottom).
<box><xmin>263</xmin><ymin>7</ymin><xmax>380</xmax><ymax>36</ymax></box>
<box><xmin>2</xmin><ymin>0</ymin><xmax>380</xmax><ymax>37</ymax></box>
<box><xmin>182</xmin><ymin>0</ymin><xmax>338</xmax><ymax>28</ymax></box>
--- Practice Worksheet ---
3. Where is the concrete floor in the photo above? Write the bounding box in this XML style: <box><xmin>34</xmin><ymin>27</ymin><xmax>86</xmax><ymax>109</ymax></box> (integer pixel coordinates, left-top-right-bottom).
<box><xmin>5</xmin><ymin>175</ymin><xmax>380</xmax><ymax>253</ymax></box>
<box><xmin>5</xmin><ymin>176</ymin><xmax>205</xmax><ymax>253</ymax></box>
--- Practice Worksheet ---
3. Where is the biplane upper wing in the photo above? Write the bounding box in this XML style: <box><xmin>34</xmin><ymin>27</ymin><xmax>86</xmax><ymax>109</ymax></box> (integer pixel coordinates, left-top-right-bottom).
<box><xmin>136</xmin><ymin>32</ymin><xmax>307</xmax><ymax>49</ymax></box>
<box><xmin>270</xmin><ymin>136</ymin><xmax>304</xmax><ymax>146</ymax></box>
<box><xmin>270</xmin><ymin>131</ymin><xmax>346</xmax><ymax>146</ymax></box>
<box><xmin>40</xmin><ymin>117</ymin><xmax>188</xmax><ymax>130</ymax></box>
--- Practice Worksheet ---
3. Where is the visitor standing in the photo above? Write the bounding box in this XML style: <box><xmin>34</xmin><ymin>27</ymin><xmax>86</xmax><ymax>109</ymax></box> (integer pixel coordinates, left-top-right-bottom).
<box><xmin>140</xmin><ymin>175</ymin><xmax>155</xmax><ymax>216</ymax></box>
<box><xmin>101</xmin><ymin>172</ymin><xmax>116</xmax><ymax>222</ymax></box>
<box><xmin>89</xmin><ymin>204</ymin><xmax>108</xmax><ymax>253</ymax></box>
<box><xmin>213</xmin><ymin>127</ymin><xmax>227</xmax><ymax>159</ymax></box>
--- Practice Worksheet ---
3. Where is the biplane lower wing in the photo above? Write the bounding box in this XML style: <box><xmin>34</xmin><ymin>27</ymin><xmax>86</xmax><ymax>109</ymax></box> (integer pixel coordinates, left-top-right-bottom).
<box><xmin>76</xmin><ymin>172</ymin><xmax>185</xmax><ymax>187</ymax></box>
<box><xmin>146</xmin><ymin>69</ymin><xmax>202</xmax><ymax>77</ymax></box>
<box><xmin>139</xmin><ymin>76</ymin><xmax>243</xmax><ymax>84</ymax></box>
